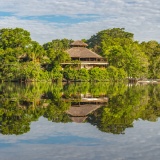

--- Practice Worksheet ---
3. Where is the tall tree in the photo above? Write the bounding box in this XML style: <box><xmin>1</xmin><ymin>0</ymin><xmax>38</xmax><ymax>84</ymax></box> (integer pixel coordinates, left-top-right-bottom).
<box><xmin>0</xmin><ymin>28</ymin><xmax>31</xmax><ymax>50</ymax></box>
<box><xmin>87</xmin><ymin>28</ymin><xmax>148</xmax><ymax>78</ymax></box>
<box><xmin>87</xmin><ymin>28</ymin><xmax>134</xmax><ymax>55</ymax></box>
<box><xmin>140</xmin><ymin>41</ymin><xmax>160</xmax><ymax>78</ymax></box>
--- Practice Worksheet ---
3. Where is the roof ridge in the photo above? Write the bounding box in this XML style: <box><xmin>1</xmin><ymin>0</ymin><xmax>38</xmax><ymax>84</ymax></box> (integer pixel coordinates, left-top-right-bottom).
<box><xmin>71</xmin><ymin>40</ymin><xmax>88</xmax><ymax>47</ymax></box>
<box><xmin>67</xmin><ymin>47</ymin><xmax>102</xmax><ymax>58</ymax></box>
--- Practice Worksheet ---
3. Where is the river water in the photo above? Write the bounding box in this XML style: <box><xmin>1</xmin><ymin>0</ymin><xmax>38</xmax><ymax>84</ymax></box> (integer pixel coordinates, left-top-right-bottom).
<box><xmin>0</xmin><ymin>82</ymin><xmax>160</xmax><ymax>160</ymax></box>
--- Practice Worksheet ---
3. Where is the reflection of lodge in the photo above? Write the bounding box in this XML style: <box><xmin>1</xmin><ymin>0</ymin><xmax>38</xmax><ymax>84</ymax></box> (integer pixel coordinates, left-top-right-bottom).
<box><xmin>63</xmin><ymin>93</ymin><xmax>108</xmax><ymax>103</ymax></box>
<box><xmin>61</xmin><ymin>40</ymin><xmax>108</xmax><ymax>69</ymax></box>
<box><xmin>64</xmin><ymin>93</ymin><xmax>108</xmax><ymax>123</ymax></box>
<box><xmin>66</xmin><ymin>104</ymin><xmax>103</xmax><ymax>123</ymax></box>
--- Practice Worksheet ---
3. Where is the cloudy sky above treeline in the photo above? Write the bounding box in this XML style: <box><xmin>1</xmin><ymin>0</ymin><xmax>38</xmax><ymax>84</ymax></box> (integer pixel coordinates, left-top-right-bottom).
<box><xmin>0</xmin><ymin>0</ymin><xmax>159</xmax><ymax>44</ymax></box>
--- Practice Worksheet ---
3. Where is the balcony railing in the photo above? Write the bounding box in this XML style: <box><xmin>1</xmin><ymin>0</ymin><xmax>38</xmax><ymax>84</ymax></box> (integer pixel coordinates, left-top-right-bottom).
<box><xmin>61</xmin><ymin>60</ymin><xmax>108</xmax><ymax>65</ymax></box>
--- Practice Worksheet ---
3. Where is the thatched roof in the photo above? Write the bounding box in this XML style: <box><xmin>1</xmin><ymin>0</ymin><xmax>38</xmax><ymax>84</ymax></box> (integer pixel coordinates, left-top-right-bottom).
<box><xmin>63</xmin><ymin>97</ymin><xmax>108</xmax><ymax>103</ymax></box>
<box><xmin>66</xmin><ymin>40</ymin><xmax>102</xmax><ymax>59</ymax></box>
<box><xmin>66</xmin><ymin>104</ymin><xmax>102</xmax><ymax>117</ymax></box>
<box><xmin>71</xmin><ymin>40</ymin><xmax>88</xmax><ymax>47</ymax></box>
<box><xmin>67</xmin><ymin>47</ymin><xmax>102</xmax><ymax>58</ymax></box>
<box><xmin>70</xmin><ymin>117</ymin><xmax>87</xmax><ymax>123</ymax></box>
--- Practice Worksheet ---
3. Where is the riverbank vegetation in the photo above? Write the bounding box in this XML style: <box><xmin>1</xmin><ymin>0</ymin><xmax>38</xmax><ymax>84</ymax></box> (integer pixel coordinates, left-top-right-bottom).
<box><xmin>0</xmin><ymin>27</ymin><xmax>159</xmax><ymax>82</ymax></box>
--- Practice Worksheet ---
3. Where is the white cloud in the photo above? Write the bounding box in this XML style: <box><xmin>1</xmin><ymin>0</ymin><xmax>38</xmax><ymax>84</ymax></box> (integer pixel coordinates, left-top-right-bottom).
<box><xmin>0</xmin><ymin>0</ymin><xmax>159</xmax><ymax>44</ymax></box>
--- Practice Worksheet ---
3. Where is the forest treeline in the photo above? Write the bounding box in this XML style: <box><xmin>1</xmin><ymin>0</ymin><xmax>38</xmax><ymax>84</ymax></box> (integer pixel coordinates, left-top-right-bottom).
<box><xmin>0</xmin><ymin>27</ymin><xmax>159</xmax><ymax>82</ymax></box>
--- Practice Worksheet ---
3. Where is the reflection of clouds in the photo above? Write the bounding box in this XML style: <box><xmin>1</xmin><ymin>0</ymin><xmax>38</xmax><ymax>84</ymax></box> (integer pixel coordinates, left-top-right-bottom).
<box><xmin>0</xmin><ymin>118</ymin><xmax>160</xmax><ymax>160</ymax></box>
<box><xmin>0</xmin><ymin>117</ymin><xmax>105</xmax><ymax>143</ymax></box>
<box><xmin>0</xmin><ymin>0</ymin><xmax>159</xmax><ymax>43</ymax></box>
<box><xmin>1</xmin><ymin>117</ymin><xmax>160</xmax><ymax>143</ymax></box>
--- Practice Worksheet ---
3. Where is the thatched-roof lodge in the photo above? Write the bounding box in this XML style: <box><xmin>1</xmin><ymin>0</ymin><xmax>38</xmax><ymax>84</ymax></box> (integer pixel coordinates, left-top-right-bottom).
<box><xmin>66</xmin><ymin>104</ymin><xmax>103</xmax><ymax>123</ymax></box>
<box><xmin>62</xmin><ymin>93</ymin><xmax>108</xmax><ymax>103</ymax></box>
<box><xmin>61</xmin><ymin>40</ymin><xmax>108</xmax><ymax>69</ymax></box>
<box><xmin>66</xmin><ymin>104</ymin><xmax>103</xmax><ymax>117</ymax></box>
<box><xmin>64</xmin><ymin>93</ymin><xmax>108</xmax><ymax>123</ymax></box>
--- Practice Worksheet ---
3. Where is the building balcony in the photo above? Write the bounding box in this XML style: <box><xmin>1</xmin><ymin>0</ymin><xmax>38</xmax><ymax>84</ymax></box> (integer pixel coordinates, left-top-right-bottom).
<box><xmin>61</xmin><ymin>61</ymin><xmax>108</xmax><ymax>65</ymax></box>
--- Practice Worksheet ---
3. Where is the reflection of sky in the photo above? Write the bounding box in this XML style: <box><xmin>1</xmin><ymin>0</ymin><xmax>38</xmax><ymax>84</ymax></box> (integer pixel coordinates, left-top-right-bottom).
<box><xmin>0</xmin><ymin>117</ymin><xmax>160</xmax><ymax>160</ymax></box>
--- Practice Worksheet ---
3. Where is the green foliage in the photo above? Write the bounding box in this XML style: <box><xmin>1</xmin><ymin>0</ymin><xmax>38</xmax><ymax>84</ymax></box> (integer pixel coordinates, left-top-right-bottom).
<box><xmin>43</xmin><ymin>39</ymin><xmax>73</xmax><ymax>51</ymax></box>
<box><xmin>63</xmin><ymin>82</ymin><xmax>90</xmax><ymax>97</ymax></box>
<box><xmin>0</xmin><ymin>28</ymin><xmax>31</xmax><ymax>50</ymax></box>
<box><xmin>87</xmin><ymin>28</ymin><xmax>133</xmax><ymax>55</ymax></box>
<box><xmin>87</xmin><ymin>28</ymin><xmax>149</xmax><ymax>79</ymax></box>
<box><xmin>0</xmin><ymin>63</ymin><xmax>19</xmax><ymax>81</ymax></box>
<box><xmin>89</xmin><ymin>67</ymin><xmax>108</xmax><ymax>81</ymax></box>
<box><xmin>63</xmin><ymin>68</ymin><xmax>78</xmax><ymax>81</ymax></box>
<box><xmin>63</xmin><ymin>68</ymin><xmax>89</xmax><ymax>81</ymax></box>
<box><xmin>43</xmin><ymin>39</ymin><xmax>72</xmax><ymax>64</ymax></box>
<box><xmin>0</xmin><ymin>82</ymin><xmax>69</xmax><ymax>135</ymax></box>
<box><xmin>17</xmin><ymin>62</ymin><xmax>48</xmax><ymax>81</ymax></box>
<box><xmin>76</xmin><ymin>68</ymin><xmax>89</xmax><ymax>81</ymax></box>
<box><xmin>63</xmin><ymin>67</ymin><xmax>109</xmax><ymax>82</ymax></box>
<box><xmin>0</xmin><ymin>27</ymin><xmax>159</xmax><ymax>81</ymax></box>
<box><xmin>43</xmin><ymin>101</ymin><xmax>71</xmax><ymax>123</ymax></box>
<box><xmin>87</xmin><ymin>84</ymin><xmax>150</xmax><ymax>134</ymax></box>
<box><xmin>107</xmin><ymin>66</ymin><xmax>119</xmax><ymax>81</ymax></box>
<box><xmin>1</xmin><ymin>82</ymin><xmax>160</xmax><ymax>135</ymax></box>
<box><xmin>140</xmin><ymin>41</ymin><xmax>160</xmax><ymax>78</ymax></box>
<box><xmin>49</xmin><ymin>65</ymin><xmax>63</xmax><ymax>81</ymax></box>
<box><xmin>106</xmin><ymin>66</ymin><xmax>127</xmax><ymax>81</ymax></box>
<box><xmin>25</xmin><ymin>41</ymin><xmax>46</xmax><ymax>63</ymax></box>
<box><xmin>63</xmin><ymin>82</ymin><xmax>109</xmax><ymax>97</ymax></box>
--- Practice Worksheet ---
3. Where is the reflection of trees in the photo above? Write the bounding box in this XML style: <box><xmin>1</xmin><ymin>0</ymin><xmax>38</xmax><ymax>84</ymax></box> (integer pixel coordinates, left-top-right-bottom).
<box><xmin>87</xmin><ymin>106</ymin><xmax>134</xmax><ymax>134</ymax></box>
<box><xmin>87</xmin><ymin>85</ymin><xmax>150</xmax><ymax>134</ymax></box>
<box><xmin>63</xmin><ymin>82</ymin><xmax>111</xmax><ymax>97</ymax></box>
<box><xmin>141</xmin><ymin>85</ymin><xmax>160</xmax><ymax>121</ymax></box>
<box><xmin>0</xmin><ymin>82</ymin><xmax>69</xmax><ymax>135</ymax></box>
<box><xmin>0</xmin><ymin>101</ymin><xmax>43</xmax><ymax>135</ymax></box>
<box><xmin>0</xmin><ymin>95</ymin><xmax>47</xmax><ymax>135</ymax></box>
<box><xmin>63</xmin><ymin>82</ymin><xmax>110</xmax><ymax>123</ymax></box>
<box><xmin>1</xmin><ymin>82</ymin><xmax>160</xmax><ymax>135</ymax></box>
<box><xmin>43</xmin><ymin>101</ymin><xmax>71</xmax><ymax>123</ymax></box>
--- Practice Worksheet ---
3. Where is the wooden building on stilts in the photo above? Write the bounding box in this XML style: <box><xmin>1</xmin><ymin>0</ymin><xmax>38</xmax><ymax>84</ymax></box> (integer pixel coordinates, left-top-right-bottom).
<box><xmin>61</xmin><ymin>40</ymin><xmax>108</xmax><ymax>69</ymax></box>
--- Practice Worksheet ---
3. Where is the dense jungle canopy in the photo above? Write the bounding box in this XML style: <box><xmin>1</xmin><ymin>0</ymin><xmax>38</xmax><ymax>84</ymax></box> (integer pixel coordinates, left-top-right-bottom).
<box><xmin>0</xmin><ymin>27</ymin><xmax>159</xmax><ymax>82</ymax></box>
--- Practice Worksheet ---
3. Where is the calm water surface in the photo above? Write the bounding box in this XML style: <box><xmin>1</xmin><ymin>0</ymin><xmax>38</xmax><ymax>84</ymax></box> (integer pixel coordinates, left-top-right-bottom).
<box><xmin>0</xmin><ymin>82</ymin><xmax>160</xmax><ymax>160</ymax></box>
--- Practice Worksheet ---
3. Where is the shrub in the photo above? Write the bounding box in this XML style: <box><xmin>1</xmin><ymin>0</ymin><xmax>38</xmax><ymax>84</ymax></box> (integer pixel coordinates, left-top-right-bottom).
<box><xmin>89</xmin><ymin>67</ymin><xmax>109</xmax><ymax>81</ymax></box>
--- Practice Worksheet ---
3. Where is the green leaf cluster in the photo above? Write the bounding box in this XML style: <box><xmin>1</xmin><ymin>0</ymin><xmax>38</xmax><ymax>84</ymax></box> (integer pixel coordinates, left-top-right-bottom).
<box><xmin>0</xmin><ymin>27</ymin><xmax>159</xmax><ymax>81</ymax></box>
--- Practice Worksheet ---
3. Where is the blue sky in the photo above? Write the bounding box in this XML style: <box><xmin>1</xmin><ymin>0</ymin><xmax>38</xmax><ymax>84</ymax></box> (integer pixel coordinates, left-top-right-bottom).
<box><xmin>0</xmin><ymin>0</ymin><xmax>159</xmax><ymax>44</ymax></box>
